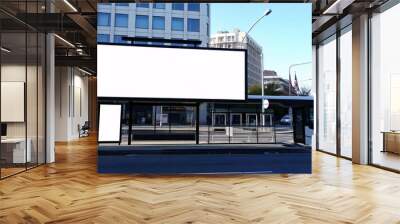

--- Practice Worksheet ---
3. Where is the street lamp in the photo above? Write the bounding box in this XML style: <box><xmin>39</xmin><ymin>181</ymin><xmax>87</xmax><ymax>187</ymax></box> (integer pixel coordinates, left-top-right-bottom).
<box><xmin>241</xmin><ymin>9</ymin><xmax>272</xmax><ymax>44</ymax></box>
<box><xmin>240</xmin><ymin>9</ymin><xmax>272</xmax><ymax>126</ymax></box>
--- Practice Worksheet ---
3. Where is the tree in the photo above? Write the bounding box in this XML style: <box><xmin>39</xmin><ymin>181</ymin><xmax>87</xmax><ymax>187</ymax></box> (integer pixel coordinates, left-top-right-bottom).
<box><xmin>264</xmin><ymin>82</ymin><xmax>284</xmax><ymax>96</ymax></box>
<box><xmin>298</xmin><ymin>87</ymin><xmax>311</xmax><ymax>96</ymax></box>
<box><xmin>248</xmin><ymin>84</ymin><xmax>262</xmax><ymax>95</ymax></box>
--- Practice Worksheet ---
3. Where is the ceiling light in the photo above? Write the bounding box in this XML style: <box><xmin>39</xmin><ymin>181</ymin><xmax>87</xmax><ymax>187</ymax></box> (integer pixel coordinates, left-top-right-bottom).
<box><xmin>78</xmin><ymin>67</ymin><xmax>93</xmax><ymax>76</ymax></box>
<box><xmin>54</xmin><ymin>34</ymin><xmax>75</xmax><ymax>48</ymax></box>
<box><xmin>63</xmin><ymin>0</ymin><xmax>78</xmax><ymax>12</ymax></box>
<box><xmin>1</xmin><ymin>47</ymin><xmax>11</xmax><ymax>53</ymax></box>
<box><xmin>322</xmin><ymin>0</ymin><xmax>354</xmax><ymax>15</ymax></box>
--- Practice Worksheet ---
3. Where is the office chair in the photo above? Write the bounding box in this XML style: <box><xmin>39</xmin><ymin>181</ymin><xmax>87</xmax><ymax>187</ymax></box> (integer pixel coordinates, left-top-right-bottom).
<box><xmin>79</xmin><ymin>121</ymin><xmax>90</xmax><ymax>138</ymax></box>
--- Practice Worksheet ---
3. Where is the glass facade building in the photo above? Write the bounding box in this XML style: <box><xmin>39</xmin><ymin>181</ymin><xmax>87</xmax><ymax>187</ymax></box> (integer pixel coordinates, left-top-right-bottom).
<box><xmin>97</xmin><ymin>3</ymin><xmax>210</xmax><ymax>47</ymax></box>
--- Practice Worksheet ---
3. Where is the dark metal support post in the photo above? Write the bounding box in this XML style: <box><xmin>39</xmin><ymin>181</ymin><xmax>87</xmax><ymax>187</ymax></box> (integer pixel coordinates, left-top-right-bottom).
<box><xmin>128</xmin><ymin>102</ymin><xmax>133</xmax><ymax>145</ymax></box>
<box><xmin>196</xmin><ymin>103</ymin><xmax>200</xmax><ymax>144</ymax></box>
<box><xmin>168</xmin><ymin>106</ymin><xmax>171</xmax><ymax>133</ymax></box>
<box><xmin>336</xmin><ymin>29</ymin><xmax>341</xmax><ymax>156</ymax></box>
<box><xmin>228</xmin><ymin>106</ymin><xmax>231</xmax><ymax>144</ymax></box>
<box><xmin>273</xmin><ymin>121</ymin><xmax>277</xmax><ymax>144</ymax></box>
<box><xmin>153</xmin><ymin>106</ymin><xmax>156</xmax><ymax>134</ymax></box>
<box><xmin>256</xmin><ymin>113</ymin><xmax>259</xmax><ymax>143</ymax></box>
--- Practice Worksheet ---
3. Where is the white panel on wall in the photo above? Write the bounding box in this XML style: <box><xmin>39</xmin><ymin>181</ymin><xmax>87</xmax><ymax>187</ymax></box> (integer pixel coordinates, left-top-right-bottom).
<box><xmin>390</xmin><ymin>74</ymin><xmax>400</xmax><ymax>130</ymax></box>
<box><xmin>98</xmin><ymin>104</ymin><xmax>121</xmax><ymax>142</ymax></box>
<box><xmin>1</xmin><ymin>82</ymin><xmax>25</xmax><ymax>122</ymax></box>
<box><xmin>97</xmin><ymin>44</ymin><xmax>246</xmax><ymax>100</ymax></box>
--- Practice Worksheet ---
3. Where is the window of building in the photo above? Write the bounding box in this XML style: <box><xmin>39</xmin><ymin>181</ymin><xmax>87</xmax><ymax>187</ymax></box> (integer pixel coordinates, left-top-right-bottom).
<box><xmin>172</xmin><ymin>3</ymin><xmax>184</xmax><ymax>10</ymax></box>
<box><xmin>134</xmin><ymin>36</ymin><xmax>149</xmax><ymax>45</ymax></box>
<box><xmin>114</xmin><ymin>35</ymin><xmax>127</xmax><ymax>44</ymax></box>
<box><xmin>98</xmin><ymin>12</ymin><xmax>110</xmax><ymax>26</ymax></box>
<box><xmin>171</xmin><ymin>17</ymin><xmax>184</xmax><ymax>31</ymax></box>
<box><xmin>186</xmin><ymin>39</ymin><xmax>199</xmax><ymax>47</ymax></box>
<box><xmin>187</xmin><ymin>18</ymin><xmax>200</xmax><ymax>32</ymax></box>
<box><xmin>136</xmin><ymin>3</ymin><xmax>149</xmax><ymax>8</ymax></box>
<box><xmin>115</xmin><ymin>3</ymin><xmax>129</xmax><ymax>7</ymax></box>
<box><xmin>188</xmin><ymin>3</ymin><xmax>200</xmax><ymax>11</ymax></box>
<box><xmin>171</xmin><ymin>38</ymin><xmax>184</xmax><ymax>47</ymax></box>
<box><xmin>115</xmin><ymin>14</ymin><xmax>128</xmax><ymax>27</ymax></box>
<box><xmin>152</xmin><ymin>16</ymin><xmax>165</xmax><ymax>30</ymax></box>
<box><xmin>153</xmin><ymin>3</ymin><xmax>165</xmax><ymax>9</ymax></box>
<box><xmin>135</xmin><ymin>15</ymin><xmax>149</xmax><ymax>29</ymax></box>
<box><xmin>97</xmin><ymin>34</ymin><xmax>110</xmax><ymax>43</ymax></box>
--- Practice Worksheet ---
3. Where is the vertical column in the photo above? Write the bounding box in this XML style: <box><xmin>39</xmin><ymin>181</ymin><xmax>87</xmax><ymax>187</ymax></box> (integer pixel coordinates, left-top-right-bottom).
<box><xmin>352</xmin><ymin>14</ymin><xmax>369</xmax><ymax>164</ymax></box>
<box><xmin>45</xmin><ymin>0</ymin><xmax>56</xmax><ymax>163</ymax></box>
<box><xmin>46</xmin><ymin>32</ymin><xmax>55</xmax><ymax>163</ymax></box>
<box><xmin>312</xmin><ymin>45</ymin><xmax>317</xmax><ymax>150</ymax></box>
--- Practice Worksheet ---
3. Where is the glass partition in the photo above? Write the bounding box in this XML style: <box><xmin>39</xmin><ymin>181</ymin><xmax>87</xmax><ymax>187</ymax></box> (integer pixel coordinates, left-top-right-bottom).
<box><xmin>370</xmin><ymin>4</ymin><xmax>400</xmax><ymax>171</ymax></box>
<box><xmin>339</xmin><ymin>27</ymin><xmax>352</xmax><ymax>158</ymax></box>
<box><xmin>27</xmin><ymin>30</ymin><xmax>38</xmax><ymax>169</ymax></box>
<box><xmin>0</xmin><ymin>2</ymin><xmax>46</xmax><ymax>179</ymax></box>
<box><xmin>1</xmin><ymin>30</ymin><xmax>27</xmax><ymax>177</ymax></box>
<box><xmin>317</xmin><ymin>35</ymin><xmax>337</xmax><ymax>154</ymax></box>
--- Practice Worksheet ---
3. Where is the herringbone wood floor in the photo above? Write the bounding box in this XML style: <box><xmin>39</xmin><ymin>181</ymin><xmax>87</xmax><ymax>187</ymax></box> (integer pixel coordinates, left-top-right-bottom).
<box><xmin>1</xmin><ymin>136</ymin><xmax>400</xmax><ymax>224</ymax></box>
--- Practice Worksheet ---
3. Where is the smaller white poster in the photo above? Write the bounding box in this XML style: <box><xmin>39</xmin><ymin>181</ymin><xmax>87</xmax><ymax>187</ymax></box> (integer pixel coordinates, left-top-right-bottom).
<box><xmin>263</xmin><ymin>99</ymin><xmax>270</xmax><ymax>109</ymax></box>
<box><xmin>98</xmin><ymin>104</ymin><xmax>122</xmax><ymax>142</ymax></box>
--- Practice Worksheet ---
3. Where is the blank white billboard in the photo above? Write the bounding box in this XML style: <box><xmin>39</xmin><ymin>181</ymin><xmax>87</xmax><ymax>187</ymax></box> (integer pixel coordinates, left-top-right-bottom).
<box><xmin>97</xmin><ymin>44</ymin><xmax>246</xmax><ymax>100</ymax></box>
<box><xmin>98</xmin><ymin>104</ymin><xmax>121</xmax><ymax>142</ymax></box>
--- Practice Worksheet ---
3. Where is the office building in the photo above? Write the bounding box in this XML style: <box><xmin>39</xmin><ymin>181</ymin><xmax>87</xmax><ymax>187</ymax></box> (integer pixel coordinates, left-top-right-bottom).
<box><xmin>1</xmin><ymin>1</ymin><xmax>400</xmax><ymax>223</ymax></box>
<box><xmin>97</xmin><ymin>3</ymin><xmax>210</xmax><ymax>47</ymax></box>
<box><xmin>97</xmin><ymin>3</ymin><xmax>211</xmax><ymax>125</ymax></box>
<box><xmin>263</xmin><ymin>70</ymin><xmax>289</xmax><ymax>93</ymax></box>
<box><xmin>209</xmin><ymin>29</ymin><xmax>263</xmax><ymax>88</ymax></box>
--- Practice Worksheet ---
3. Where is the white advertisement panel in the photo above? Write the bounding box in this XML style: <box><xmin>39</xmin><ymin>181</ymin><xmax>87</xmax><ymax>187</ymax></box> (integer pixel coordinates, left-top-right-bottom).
<box><xmin>98</xmin><ymin>104</ymin><xmax>122</xmax><ymax>142</ymax></box>
<box><xmin>97</xmin><ymin>44</ymin><xmax>246</xmax><ymax>100</ymax></box>
<box><xmin>1</xmin><ymin>82</ymin><xmax>25</xmax><ymax>122</ymax></box>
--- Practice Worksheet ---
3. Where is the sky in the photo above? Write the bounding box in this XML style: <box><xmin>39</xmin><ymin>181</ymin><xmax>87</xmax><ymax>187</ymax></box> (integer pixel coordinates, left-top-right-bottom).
<box><xmin>210</xmin><ymin>3</ymin><xmax>312</xmax><ymax>88</ymax></box>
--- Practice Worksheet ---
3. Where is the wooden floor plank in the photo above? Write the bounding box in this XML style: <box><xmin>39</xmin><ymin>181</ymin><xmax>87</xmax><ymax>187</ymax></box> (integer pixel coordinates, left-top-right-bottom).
<box><xmin>0</xmin><ymin>136</ymin><xmax>400</xmax><ymax>223</ymax></box>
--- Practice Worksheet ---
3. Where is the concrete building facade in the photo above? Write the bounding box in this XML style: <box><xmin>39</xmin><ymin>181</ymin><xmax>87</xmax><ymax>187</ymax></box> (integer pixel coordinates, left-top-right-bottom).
<box><xmin>209</xmin><ymin>29</ymin><xmax>263</xmax><ymax>88</ymax></box>
<box><xmin>263</xmin><ymin>70</ymin><xmax>290</xmax><ymax>92</ymax></box>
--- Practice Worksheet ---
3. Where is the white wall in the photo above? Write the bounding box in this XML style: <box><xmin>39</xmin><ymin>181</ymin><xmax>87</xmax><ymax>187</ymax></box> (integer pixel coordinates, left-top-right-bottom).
<box><xmin>1</xmin><ymin>65</ymin><xmax>35</xmax><ymax>138</ymax></box>
<box><xmin>55</xmin><ymin>67</ymin><xmax>89</xmax><ymax>141</ymax></box>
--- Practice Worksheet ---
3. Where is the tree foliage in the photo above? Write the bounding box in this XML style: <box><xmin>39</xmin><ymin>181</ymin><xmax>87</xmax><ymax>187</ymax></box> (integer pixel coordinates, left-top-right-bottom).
<box><xmin>298</xmin><ymin>87</ymin><xmax>311</xmax><ymax>96</ymax></box>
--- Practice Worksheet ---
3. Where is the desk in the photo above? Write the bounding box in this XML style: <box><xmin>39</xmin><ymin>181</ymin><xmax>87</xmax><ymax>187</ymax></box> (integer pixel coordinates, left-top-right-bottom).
<box><xmin>1</xmin><ymin>138</ymin><xmax>31</xmax><ymax>163</ymax></box>
<box><xmin>382</xmin><ymin>131</ymin><xmax>400</xmax><ymax>154</ymax></box>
